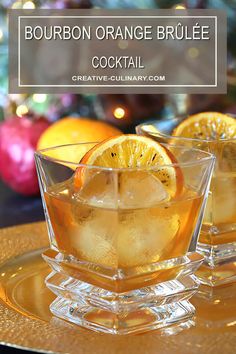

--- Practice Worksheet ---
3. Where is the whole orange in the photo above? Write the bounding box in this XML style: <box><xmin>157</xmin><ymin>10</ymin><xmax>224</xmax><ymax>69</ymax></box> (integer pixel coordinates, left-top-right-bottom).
<box><xmin>37</xmin><ymin>117</ymin><xmax>122</xmax><ymax>163</ymax></box>
<box><xmin>37</xmin><ymin>117</ymin><xmax>122</xmax><ymax>150</ymax></box>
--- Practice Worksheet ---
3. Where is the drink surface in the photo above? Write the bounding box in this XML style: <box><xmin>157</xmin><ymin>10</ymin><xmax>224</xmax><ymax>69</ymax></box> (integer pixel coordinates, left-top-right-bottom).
<box><xmin>45</xmin><ymin>177</ymin><xmax>202</xmax><ymax>271</ymax></box>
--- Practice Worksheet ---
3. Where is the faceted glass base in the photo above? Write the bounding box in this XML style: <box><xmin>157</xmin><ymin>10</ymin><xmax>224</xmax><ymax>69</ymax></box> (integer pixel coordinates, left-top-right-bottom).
<box><xmin>49</xmin><ymin>290</ymin><xmax>195</xmax><ymax>335</ymax></box>
<box><xmin>43</xmin><ymin>251</ymin><xmax>203</xmax><ymax>334</ymax></box>
<box><xmin>196</xmin><ymin>242</ymin><xmax>236</xmax><ymax>286</ymax></box>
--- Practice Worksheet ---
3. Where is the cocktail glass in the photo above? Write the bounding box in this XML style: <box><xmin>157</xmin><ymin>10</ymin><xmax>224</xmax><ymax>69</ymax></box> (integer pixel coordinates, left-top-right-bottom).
<box><xmin>137</xmin><ymin>117</ymin><xmax>236</xmax><ymax>286</ymax></box>
<box><xmin>35</xmin><ymin>142</ymin><xmax>214</xmax><ymax>334</ymax></box>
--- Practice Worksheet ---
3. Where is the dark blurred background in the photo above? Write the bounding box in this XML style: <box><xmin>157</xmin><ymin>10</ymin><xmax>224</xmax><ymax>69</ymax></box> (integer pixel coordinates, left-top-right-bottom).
<box><xmin>0</xmin><ymin>0</ymin><xmax>236</xmax><ymax>228</ymax></box>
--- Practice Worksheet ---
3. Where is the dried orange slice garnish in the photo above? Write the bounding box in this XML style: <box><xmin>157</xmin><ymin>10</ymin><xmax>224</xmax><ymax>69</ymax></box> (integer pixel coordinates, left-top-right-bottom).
<box><xmin>172</xmin><ymin>112</ymin><xmax>236</xmax><ymax>140</ymax></box>
<box><xmin>75</xmin><ymin>134</ymin><xmax>183</xmax><ymax>197</ymax></box>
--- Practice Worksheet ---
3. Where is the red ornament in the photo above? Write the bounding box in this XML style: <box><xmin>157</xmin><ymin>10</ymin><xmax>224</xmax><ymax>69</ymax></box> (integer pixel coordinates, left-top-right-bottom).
<box><xmin>0</xmin><ymin>114</ymin><xmax>50</xmax><ymax>196</ymax></box>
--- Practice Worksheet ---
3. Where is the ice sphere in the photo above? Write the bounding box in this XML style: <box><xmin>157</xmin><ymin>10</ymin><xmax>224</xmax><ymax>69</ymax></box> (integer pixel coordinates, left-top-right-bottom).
<box><xmin>119</xmin><ymin>171</ymin><xmax>169</xmax><ymax>208</ymax></box>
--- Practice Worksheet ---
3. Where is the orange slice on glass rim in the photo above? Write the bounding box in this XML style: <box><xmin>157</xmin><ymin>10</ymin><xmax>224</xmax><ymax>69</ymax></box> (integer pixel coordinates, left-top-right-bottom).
<box><xmin>74</xmin><ymin>134</ymin><xmax>183</xmax><ymax>197</ymax></box>
<box><xmin>172</xmin><ymin>112</ymin><xmax>236</xmax><ymax>140</ymax></box>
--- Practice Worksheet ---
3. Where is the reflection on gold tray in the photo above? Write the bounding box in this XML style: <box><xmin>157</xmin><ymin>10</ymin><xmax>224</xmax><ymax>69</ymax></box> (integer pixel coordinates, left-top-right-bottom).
<box><xmin>0</xmin><ymin>222</ymin><xmax>236</xmax><ymax>354</ymax></box>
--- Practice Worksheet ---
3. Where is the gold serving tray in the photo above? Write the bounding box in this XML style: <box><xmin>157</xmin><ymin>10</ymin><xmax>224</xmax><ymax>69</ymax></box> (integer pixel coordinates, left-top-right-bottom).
<box><xmin>0</xmin><ymin>222</ymin><xmax>235</xmax><ymax>354</ymax></box>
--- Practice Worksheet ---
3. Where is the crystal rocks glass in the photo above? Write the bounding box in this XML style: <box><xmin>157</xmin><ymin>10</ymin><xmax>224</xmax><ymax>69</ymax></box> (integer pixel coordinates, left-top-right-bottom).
<box><xmin>137</xmin><ymin>117</ymin><xmax>236</xmax><ymax>286</ymax></box>
<box><xmin>35</xmin><ymin>142</ymin><xmax>214</xmax><ymax>334</ymax></box>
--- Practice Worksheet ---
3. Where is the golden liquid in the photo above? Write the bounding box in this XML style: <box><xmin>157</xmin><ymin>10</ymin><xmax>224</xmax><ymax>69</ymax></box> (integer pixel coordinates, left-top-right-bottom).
<box><xmin>200</xmin><ymin>173</ymin><xmax>236</xmax><ymax>245</ymax></box>
<box><xmin>44</xmin><ymin>178</ymin><xmax>203</xmax><ymax>291</ymax></box>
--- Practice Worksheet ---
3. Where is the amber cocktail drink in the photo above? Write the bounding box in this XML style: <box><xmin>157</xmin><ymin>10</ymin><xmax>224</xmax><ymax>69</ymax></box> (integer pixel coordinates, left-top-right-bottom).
<box><xmin>137</xmin><ymin>113</ymin><xmax>236</xmax><ymax>286</ymax></box>
<box><xmin>45</xmin><ymin>178</ymin><xmax>203</xmax><ymax>292</ymax></box>
<box><xmin>35</xmin><ymin>136</ymin><xmax>214</xmax><ymax>334</ymax></box>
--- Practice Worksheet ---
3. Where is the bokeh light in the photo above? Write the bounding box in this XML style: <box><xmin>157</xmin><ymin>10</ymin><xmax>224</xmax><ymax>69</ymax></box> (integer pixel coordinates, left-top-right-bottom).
<box><xmin>23</xmin><ymin>1</ymin><xmax>36</xmax><ymax>9</ymax></box>
<box><xmin>11</xmin><ymin>1</ymin><xmax>22</xmax><ymax>9</ymax></box>
<box><xmin>16</xmin><ymin>104</ymin><xmax>29</xmax><ymax>117</ymax></box>
<box><xmin>33</xmin><ymin>94</ymin><xmax>47</xmax><ymax>103</ymax></box>
<box><xmin>174</xmin><ymin>4</ymin><xmax>186</xmax><ymax>10</ymax></box>
<box><xmin>113</xmin><ymin>107</ymin><xmax>125</xmax><ymax>119</ymax></box>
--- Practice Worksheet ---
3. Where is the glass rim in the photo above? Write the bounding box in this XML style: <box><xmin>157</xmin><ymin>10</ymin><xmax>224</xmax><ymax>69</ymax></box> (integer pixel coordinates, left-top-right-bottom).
<box><xmin>136</xmin><ymin>114</ymin><xmax>236</xmax><ymax>143</ymax></box>
<box><xmin>35</xmin><ymin>141</ymin><xmax>215</xmax><ymax>171</ymax></box>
